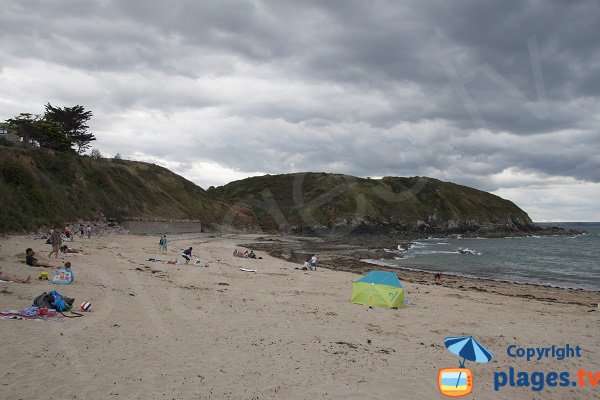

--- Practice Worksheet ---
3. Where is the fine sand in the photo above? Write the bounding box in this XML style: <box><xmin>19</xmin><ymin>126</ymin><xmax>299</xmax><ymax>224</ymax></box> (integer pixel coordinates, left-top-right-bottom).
<box><xmin>1</xmin><ymin>233</ymin><xmax>599</xmax><ymax>400</ymax></box>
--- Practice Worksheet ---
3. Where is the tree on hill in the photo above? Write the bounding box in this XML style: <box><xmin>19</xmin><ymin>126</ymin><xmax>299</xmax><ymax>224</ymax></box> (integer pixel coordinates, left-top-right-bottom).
<box><xmin>5</xmin><ymin>113</ymin><xmax>38</xmax><ymax>146</ymax></box>
<box><xmin>5</xmin><ymin>113</ymin><xmax>73</xmax><ymax>152</ymax></box>
<box><xmin>44</xmin><ymin>103</ymin><xmax>96</xmax><ymax>154</ymax></box>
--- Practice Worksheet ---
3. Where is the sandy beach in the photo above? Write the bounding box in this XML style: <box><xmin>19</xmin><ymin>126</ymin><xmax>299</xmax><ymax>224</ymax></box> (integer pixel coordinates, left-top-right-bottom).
<box><xmin>1</xmin><ymin>233</ymin><xmax>599</xmax><ymax>400</ymax></box>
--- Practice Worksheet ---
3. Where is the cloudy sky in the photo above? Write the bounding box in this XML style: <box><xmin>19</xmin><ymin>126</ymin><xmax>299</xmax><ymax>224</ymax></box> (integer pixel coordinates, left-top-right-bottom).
<box><xmin>1</xmin><ymin>0</ymin><xmax>599</xmax><ymax>221</ymax></box>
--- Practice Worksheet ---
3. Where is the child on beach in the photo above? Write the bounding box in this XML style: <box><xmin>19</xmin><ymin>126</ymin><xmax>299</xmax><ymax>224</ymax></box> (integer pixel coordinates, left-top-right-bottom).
<box><xmin>0</xmin><ymin>267</ymin><xmax>31</xmax><ymax>283</ymax></box>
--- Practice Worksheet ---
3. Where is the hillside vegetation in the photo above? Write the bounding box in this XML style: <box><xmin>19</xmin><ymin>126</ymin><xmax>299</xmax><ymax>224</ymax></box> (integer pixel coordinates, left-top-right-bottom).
<box><xmin>0</xmin><ymin>146</ymin><xmax>537</xmax><ymax>235</ymax></box>
<box><xmin>208</xmin><ymin>172</ymin><xmax>536</xmax><ymax>235</ymax></box>
<box><xmin>0</xmin><ymin>147</ymin><xmax>236</xmax><ymax>232</ymax></box>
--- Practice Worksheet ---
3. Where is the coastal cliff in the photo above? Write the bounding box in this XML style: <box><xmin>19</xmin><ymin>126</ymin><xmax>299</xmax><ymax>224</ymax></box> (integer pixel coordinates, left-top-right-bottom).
<box><xmin>208</xmin><ymin>172</ymin><xmax>537</xmax><ymax>236</ymax></box>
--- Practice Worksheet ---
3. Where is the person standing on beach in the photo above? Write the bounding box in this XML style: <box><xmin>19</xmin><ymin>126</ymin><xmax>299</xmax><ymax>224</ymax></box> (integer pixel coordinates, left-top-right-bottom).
<box><xmin>310</xmin><ymin>254</ymin><xmax>318</xmax><ymax>271</ymax></box>
<box><xmin>48</xmin><ymin>229</ymin><xmax>62</xmax><ymax>258</ymax></box>
<box><xmin>65</xmin><ymin>225</ymin><xmax>73</xmax><ymax>242</ymax></box>
<box><xmin>86</xmin><ymin>225</ymin><xmax>92</xmax><ymax>239</ymax></box>
<box><xmin>159</xmin><ymin>234</ymin><xmax>168</xmax><ymax>254</ymax></box>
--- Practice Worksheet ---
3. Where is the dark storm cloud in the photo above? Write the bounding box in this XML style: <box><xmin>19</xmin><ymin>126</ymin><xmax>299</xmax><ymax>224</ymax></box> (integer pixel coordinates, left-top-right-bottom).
<box><xmin>1</xmin><ymin>0</ymin><xmax>599</xmax><ymax>218</ymax></box>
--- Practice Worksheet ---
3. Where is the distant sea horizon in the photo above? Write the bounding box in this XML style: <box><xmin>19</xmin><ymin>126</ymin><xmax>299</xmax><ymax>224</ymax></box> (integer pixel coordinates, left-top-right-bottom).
<box><xmin>365</xmin><ymin>222</ymin><xmax>600</xmax><ymax>291</ymax></box>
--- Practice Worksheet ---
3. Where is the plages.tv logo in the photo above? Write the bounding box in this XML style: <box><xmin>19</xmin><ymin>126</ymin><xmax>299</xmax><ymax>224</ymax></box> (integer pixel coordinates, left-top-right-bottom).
<box><xmin>438</xmin><ymin>336</ymin><xmax>494</xmax><ymax>397</ymax></box>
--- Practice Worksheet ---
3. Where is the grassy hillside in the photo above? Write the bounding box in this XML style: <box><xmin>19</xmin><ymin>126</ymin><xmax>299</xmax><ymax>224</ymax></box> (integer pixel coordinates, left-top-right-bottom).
<box><xmin>0</xmin><ymin>146</ymin><xmax>237</xmax><ymax>232</ymax></box>
<box><xmin>208</xmin><ymin>172</ymin><xmax>535</xmax><ymax>234</ymax></box>
<box><xmin>0</xmin><ymin>146</ymin><xmax>536</xmax><ymax>235</ymax></box>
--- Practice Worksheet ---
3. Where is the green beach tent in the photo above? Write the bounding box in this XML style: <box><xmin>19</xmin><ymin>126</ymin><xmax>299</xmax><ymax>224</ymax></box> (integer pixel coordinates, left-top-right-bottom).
<box><xmin>351</xmin><ymin>271</ymin><xmax>405</xmax><ymax>309</ymax></box>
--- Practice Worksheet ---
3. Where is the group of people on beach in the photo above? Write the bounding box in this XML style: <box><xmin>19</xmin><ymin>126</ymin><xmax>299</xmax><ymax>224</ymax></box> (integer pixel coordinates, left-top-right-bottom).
<box><xmin>46</xmin><ymin>226</ymin><xmax>92</xmax><ymax>258</ymax></box>
<box><xmin>156</xmin><ymin>234</ymin><xmax>196</xmax><ymax>265</ymax></box>
<box><xmin>300</xmin><ymin>255</ymin><xmax>318</xmax><ymax>271</ymax></box>
<box><xmin>2</xmin><ymin>226</ymin><xmax>92</xmax><ymax>284</ymax></box>
<box><xmin>233</xmin><ymin>248</ymin><xmax>257</xmax><ymax>259</ymax></box>
<box><xmin>2</xmin><ymin>246</ymin><xmax>74</xmax><ymax>284</ymax></box>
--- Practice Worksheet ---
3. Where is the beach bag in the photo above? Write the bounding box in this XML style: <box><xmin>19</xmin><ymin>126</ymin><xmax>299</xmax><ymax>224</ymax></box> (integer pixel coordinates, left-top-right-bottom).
<box><xmin>32</xmin><ymin>290</ymin><xmax>74</xmax><ymax>312</ymax></box>
<box><xmin>52</xmin><ymin>268</ymin><xmax>73</xmax><ymax>284</ymax></box>
<box><xmin>49</xmin><ymin>290</ymin><xmax>74</xmax><ymax>312</ymax></box>
<box><xmin>33</xmin><ymin>292</ymin><xmax>54</xmax><ymax>309</ymax></box>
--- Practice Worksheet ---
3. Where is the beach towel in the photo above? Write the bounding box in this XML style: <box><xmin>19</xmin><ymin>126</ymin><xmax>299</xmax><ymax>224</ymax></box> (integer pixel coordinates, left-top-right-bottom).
<box><xmin>1</xmin><ymin>307</ymin><xmax>63</xmax><ymax>321</ymax></box>
<box><xmin>239</xmin><ymin>268</ymin><xmax>257</xmax><ymax>272</ymax></box>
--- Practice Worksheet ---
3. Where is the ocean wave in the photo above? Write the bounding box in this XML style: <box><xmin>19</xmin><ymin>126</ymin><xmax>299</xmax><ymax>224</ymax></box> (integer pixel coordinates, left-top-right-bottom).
<box><xmin>457</xmin><ymin>248</ymin><xmax>482</xmax><ymax>256</ymax></box>
<box><xmin>413</xmin><ymin>250</ymin><xmax>464</xmax><ymax>255</ymax></box>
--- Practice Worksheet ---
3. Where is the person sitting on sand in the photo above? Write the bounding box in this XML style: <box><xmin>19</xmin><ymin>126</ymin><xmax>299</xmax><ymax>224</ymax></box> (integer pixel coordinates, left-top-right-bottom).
<box><xmin>25</xmin><ymin>248</ymin><xmax>60</xmax><ymax>269</ymax></box>
<box><xmin>248</xmin><ymin>250</ymin><xmax>256</xmax><ymax>259</ymax></box>
<box><xmin>0</xmin><ymin>267</ymin><xmax>31</xmax><ymax>283</ymax></box>
<box><xmin>434</xmin><ymin>273</ymin><xmax>443</xmax><ymax>284</ymax></box>
<box><xmin>181</xmin><ymin>247</ymin><xmax>193</xmax><ymax>265</ymax></box>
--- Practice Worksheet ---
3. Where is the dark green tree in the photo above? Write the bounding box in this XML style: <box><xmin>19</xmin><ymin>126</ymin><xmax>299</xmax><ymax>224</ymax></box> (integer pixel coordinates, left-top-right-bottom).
<box><xmin>44</xmin><ymin>103</ymin><xmax>96</xmax><ymax>153</ymax></box>
<box><xmin>35</xmin><ymin>120</ymin><xmax>72</xmax><ymax>151</ymax></box>
<box><xmin>5</xmin><ymin>113</ymin><xmax>72</xmax><ymax>152</ymax></box>
<box><xmin>5</xmin><ymin>113</ymin><xmax>38</xmax><ymax>146</ymax></box>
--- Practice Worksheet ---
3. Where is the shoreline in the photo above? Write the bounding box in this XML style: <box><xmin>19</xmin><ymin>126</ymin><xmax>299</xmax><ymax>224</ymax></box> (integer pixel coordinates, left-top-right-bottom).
<box><xmin>240</xmin><ymin>234</ymin><xmax>600</xmax><ymax>308</ymax></box>
<box><xmin>362</xmin><ymin>258</ymin><xmax>599</xmax><ymax>293</ymax></box>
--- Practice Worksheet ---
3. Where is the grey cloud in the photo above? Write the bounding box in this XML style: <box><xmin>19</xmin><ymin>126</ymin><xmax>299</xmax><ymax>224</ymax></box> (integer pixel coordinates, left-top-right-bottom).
<box><xmin>1</xmin><ymin>0</ymin><xmax>600</xmax><ymax>212</ymax></box>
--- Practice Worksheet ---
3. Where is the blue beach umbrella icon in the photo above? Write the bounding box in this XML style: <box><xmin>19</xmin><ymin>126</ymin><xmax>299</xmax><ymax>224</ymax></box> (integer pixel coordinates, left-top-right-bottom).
<box><xmin>444</xmin><ymin>336</ymin><xmax>493</xmax><ymax>388</ymax></box>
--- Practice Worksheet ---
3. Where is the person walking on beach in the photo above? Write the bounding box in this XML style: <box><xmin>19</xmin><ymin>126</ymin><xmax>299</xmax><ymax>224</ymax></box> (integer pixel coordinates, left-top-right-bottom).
<box><xmin>182</xmin><ymin>247</ymin><xmax>193</xmax><ymax>265</ymax></box>
<box><xmin>159</xmin><ymin>234</ymin><xmax>168</xmax><ymax>254</ymax></box>
<box><xmin>48</xmin><ymin>229</ymin><xmax>62</xmax><ymax>258</ymax></box>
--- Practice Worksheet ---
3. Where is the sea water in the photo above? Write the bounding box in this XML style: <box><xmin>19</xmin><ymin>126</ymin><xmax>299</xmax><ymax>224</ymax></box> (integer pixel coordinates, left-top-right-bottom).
<box><xmin>366</xmin><ymin>223</ymin><xmax>600</xmax><ymax>291</ymax></box>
